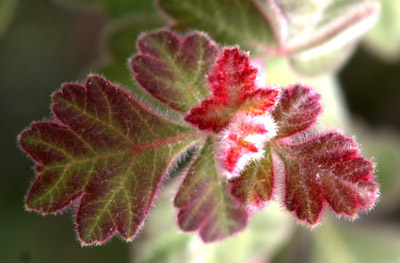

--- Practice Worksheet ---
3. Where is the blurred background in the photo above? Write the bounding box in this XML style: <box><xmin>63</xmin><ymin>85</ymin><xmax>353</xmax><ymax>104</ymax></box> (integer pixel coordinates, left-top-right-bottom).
<box><xmin>1</xmin><ymin>0</ymin><xmax>399</xmax><ymax>262</ymax></box>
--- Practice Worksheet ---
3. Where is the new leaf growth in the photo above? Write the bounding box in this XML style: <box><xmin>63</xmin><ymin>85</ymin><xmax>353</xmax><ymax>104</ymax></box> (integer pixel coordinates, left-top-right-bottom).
<box><xmin>19</xmin><ymin>30</ymin><xmax>379</xmax><ymax>245</ymax></box>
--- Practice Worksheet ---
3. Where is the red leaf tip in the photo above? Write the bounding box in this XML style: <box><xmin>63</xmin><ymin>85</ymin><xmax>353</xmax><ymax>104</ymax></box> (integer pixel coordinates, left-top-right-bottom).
<box><xmin>184</xmin><ymin>47</ymin><xmax>280</xmax><ymax>179</ymax></box>
<box><xmin>208</xmin><ymin>47</ymin><xmax>257</xmax><ymax>98</ymax></box>
<box><xmin>184</xmin><ymin>47</ymin><xmax>279</xmax><ymax>133</ymax></box>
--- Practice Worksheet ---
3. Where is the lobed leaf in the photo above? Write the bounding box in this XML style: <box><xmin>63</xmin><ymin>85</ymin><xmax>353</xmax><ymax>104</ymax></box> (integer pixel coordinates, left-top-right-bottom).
<box><xmin>19</xmin><ymin>29</ymin><xmax>381</xmax><ymax>246</ymax></box>
<box><xmin>185</xmin><ymin>47</ymin><xmax>278</xmax><ymax>132</ymax></box>
<box><xmin>131</xmin><ymin>30</ymin><xmax>218</xmax><ymax>113</ymax></box>
<box><xmin>19</xmin><ymin>75</ymin><xmax>198</xmax><ymax>245</ymax></box>
<box><xmin>272</xmin><ymin>84</ymin><xmax>322</xmax><ymax>139</ymax></box>
<box><xmin>174</xmin><ymin>139</ymin><xmax>248</xmax><ymax>242</ymax></box>
<box><xmin>275</xmin><ymin>132</ymin><xmax>379</xmax><ymax>225</ymax></box>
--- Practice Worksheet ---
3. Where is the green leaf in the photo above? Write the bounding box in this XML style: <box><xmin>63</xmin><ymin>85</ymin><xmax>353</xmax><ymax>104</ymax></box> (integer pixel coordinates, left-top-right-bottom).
<box><xmin>364</xmin><ymin>0</ymin><xmax>400</xmax><ymax>62</ymax></box>
<box><xmin>174</xmin><ymin>138</ymin><xmax>249</xmax><ymax>242</ymax></box>
<box><xmin>260</xmin><ymin>0</ymin><xmax>380</xmax><ymax>74</ymax></box>
<box><xmin>19</xmin><ymin>75</ymin><xmax>198</xmax><ymax>245</ymax></box>
<box><xmin>131</xmin><ymin>29</ymin><xmax>218</xmax><ymax>113</ymax></box>
<box><xmin>158</xmin><ymin>0</ymin><xmax>276</xmax><ymax>54</ymax></box>
<box><xmin>289</xmin><ymin>42</ymin><xmax>357</xmax><ymax>76</ymax></box>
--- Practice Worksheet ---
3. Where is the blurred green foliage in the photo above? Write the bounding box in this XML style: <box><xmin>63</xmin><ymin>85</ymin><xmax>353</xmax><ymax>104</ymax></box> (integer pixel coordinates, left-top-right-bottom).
<box><xmin>0</xmin><ymin>0</ymin><xmax>17</xmax><ymax>36</ymax></box>
<box><xmin>1</xmin><ymin>0</ymin><xmax>400</xmax><ymax>262</ymax></box>
<box><xmin>364</xmin><ymin>0</ymin><xmax>400</xmax><ymax>62</ymax></box>
<box><xmin>53</xmin><ymin>0</ymin><xmax>156</xmax><ymax>18</ymax></box>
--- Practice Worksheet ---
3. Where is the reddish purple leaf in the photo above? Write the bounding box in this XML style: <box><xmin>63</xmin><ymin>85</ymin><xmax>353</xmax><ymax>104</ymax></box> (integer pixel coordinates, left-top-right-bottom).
<box><xmin>174</xmin><ymin>139</ymin><xmax>248</xmax><ymax>242</ymax></box>
<box><xmin>182</xmin><ymin>45</ymin><xmax>378</xmax><ymax>226</ymax></box>
<box><xmin>276</xmin><ymin>132</ymin><xmax>379</xmax><ymax>225</ymax></box>
<box><xmin>19</xmin><ymin>75</ymin><xmax>198</xmax><ymax>245</ymax></box>
<box><xmin>19</xmin><ymin>30</ymin><xmax>380</xmax><ymax>246</ymax></box>
<box><xmin>131</xmin><ymin>30</ymin><xmax>218</xmax><ymax>113</ymax></box>
<box><xmin>272</xmin><ymin>84</ymin><xmax>322</xmax><ymax>139</ymax></box>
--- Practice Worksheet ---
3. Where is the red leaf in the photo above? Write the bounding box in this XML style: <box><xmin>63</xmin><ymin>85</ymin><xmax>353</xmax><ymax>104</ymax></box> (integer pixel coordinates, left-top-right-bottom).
<box><xmin>185</xmin><ymin>47</ymin><xmax>279</xmax><ymax>132</ymax></box>
<box><xmin>19</xmin><ymin>75</ymin><xmax>198</xmax><ymax>245</ymax></box>
<box><xmin>272</xmin><ymin>84</ymin><xmax>322</xmax><ymax>139</ymax></box>
<box><xmin>276</xmin><ymin>132</ymin><xmax>379</xmax><ymax>225</ymax></box>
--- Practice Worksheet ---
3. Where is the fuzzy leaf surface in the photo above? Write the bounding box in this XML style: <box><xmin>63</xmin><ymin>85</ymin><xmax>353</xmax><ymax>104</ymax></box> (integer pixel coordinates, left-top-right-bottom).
<box><xmin>19</xmin><ymin>75</ymin><xmax>197</xmax><ymax>245</ymax></box>
<box><xmin>185</xmin><ymin>47</ymin><xmax>278</xmax><ymax>132</ymax></box>
<box><xmin>174</xmin><ymin>139</ymin><xmax>248</xmax><ymax>242</ymax></box>
<box><xmin>131</xmin><ymin>30</ymin><xmax>218</xmax><ymax>113</ymax></box>
<box><xmin>272</xmin><ymin>84</ymin><xmax>322</xmax><ymax>139</ymax></box>
<box><xmin>229</xmin><ymin>146</ymin><xmax>274</xmax><ymax>210</ymax></box>
<box><xmin>158</xmin><ymin>0</ymin><xmax>276</xmax><ymax>54</ymax></box>
<box><xmin>275</xmin><ymin>132</ymin><xmax>379</xmax><ymax>225</ymax></box>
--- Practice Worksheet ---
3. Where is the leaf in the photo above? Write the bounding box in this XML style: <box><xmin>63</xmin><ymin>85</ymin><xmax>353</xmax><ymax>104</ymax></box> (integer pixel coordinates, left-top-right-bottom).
<box><xmin>158</xmin><ymin>0</ymin><xmax>276</xmax><ymax>54</ymax></box>
<box><xmin>275</xmin><ymin>132</ymin><xmax>378</xmax><ymax>225</ymax></box>
<box><xmin>185</xmin><ymin>47</ymin><xmax>278</xmax><ymax>132</ymax></box>
<box><xmin>288</xmin><ymin>0</ymin><xmax>380</xmax><ymax>75</ymax></box>
<box><xmin>19</xmin><ymin>75</ymin><xmax>198</xmax><ymax>245</ymax></box>
<box><xmin>86</xmin><ymin>15</ymin><xmax>186</xmax><ymax>123</ymax></box>
<box><xmin>288</xmin><ymin>42</ymin><xmax>357</xmax><ymax>76</ymax></box>
<box><xmin>182</xmin><ymin>47</ymin><xmax>378</xmax><ymax>225</ymax></box>
<box><xmin>272</xmin><ymin>84</ymin><xmax>322</xmax><ymax>139</ymax></box>
<box><xmin>260</xmin><ymin>0</ymin><xmax>377</xmax><ymax>45</ymax></box>
<box><xmin>259</xmin><ymin>0</ymin><xmax>380</xmax><ymax>74</ymax></box>
<box><xmin>19</xmin><ymin>29</ymin><xmax>380</xmax><ymax>246</ymax></box>
<box><xmin>85</xmin><ymin>16</ymin><xmax>190</xmax><ymax>125</ymax></box>
<box><xmin>136</xmin><ymin>179</ymin><xmax>293</xmax><ymax>263</ymax></box>
<box><xmin>174</xmin><ymin>139</ymin><xmax>248</xmax><ymax>242</ymax></box>
<box><xmin>364</xmin><ymin>0</ymin><xmax>400</xmax><ymax>62</ymax></box>
<box><xmin>160</xmin><ymin>0</ymin><xmax>380</xmax><ymax>74</ymax></box>
<box><xmin>131</xmin><ymin>29</ymin><xmax>219</xmax><ymax>113</ymax></box>
<box><xmin>229</xmin><ymin>146</ymin><xmax>274</xmax><ymax>210</ymax></box>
